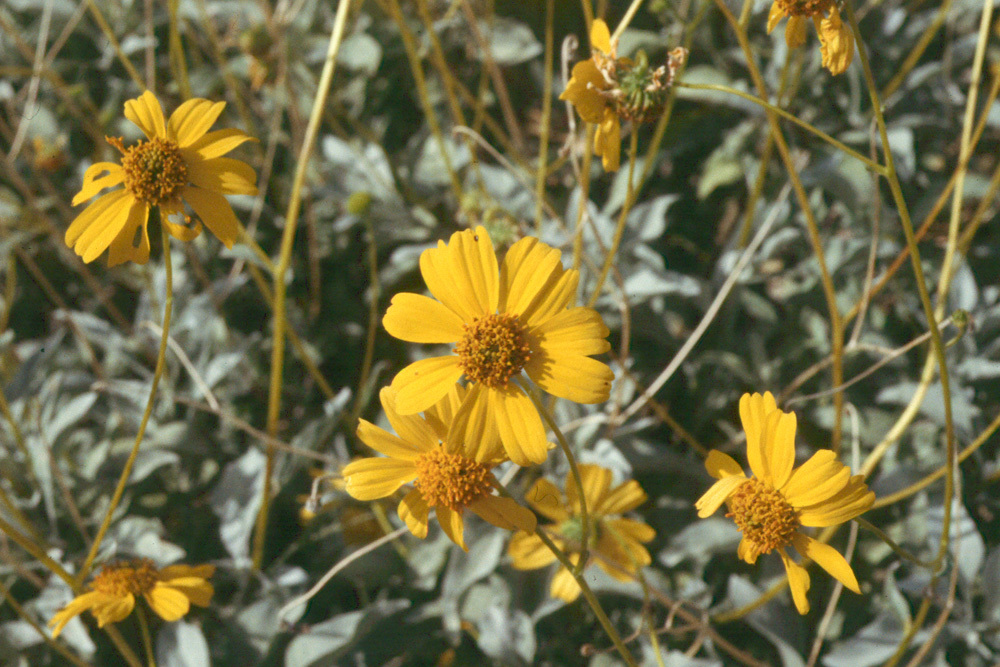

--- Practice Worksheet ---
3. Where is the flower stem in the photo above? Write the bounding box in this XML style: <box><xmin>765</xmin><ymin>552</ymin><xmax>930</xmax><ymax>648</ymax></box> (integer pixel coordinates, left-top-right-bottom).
<box><xmin>136</xmin><ymin>606</ymin><xmax>156</xmax><ymax>667</ymax></box>
<box><xmin>535</xmin><ymin>0</ymin><xmax>555</xmax><ymax>233</ymax></box>
<box><xmin>587</xmin><ymin>130</ymin><xmax>639</xmax><ymax>307</ymax></box>
<box><xmin>852</xmin><ymin>517</ymin><xmax>936</xmax><ymax>569</ymax></box>
<box><xmin>611</xmin><ymin>0</ymin><xmax>646</xmax><ymax>43</ymax></box>
<box><xmin>79</xmin><ymin>222</ymin><xmax>174</xmax><ymax>584</ymax></box>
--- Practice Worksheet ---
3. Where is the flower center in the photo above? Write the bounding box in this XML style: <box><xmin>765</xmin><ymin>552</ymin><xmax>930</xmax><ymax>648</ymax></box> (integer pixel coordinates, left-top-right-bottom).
<box><xmin>454</xmin><ymin>313</ymin><xmax>531</xmax><ymax>389</ymax></box>
<box><xmin>726</xmin><ymin>478</ymin><xmax>799</xmax><ymax>554</ymax></box>
<box><xmin>92</xmin><ymin>559</ymin><xmax>158</xmax><ymax>597</ymax></box>
<box><xmin>413</xmin><ymin>447</ymin><xmax>493</xmax><ymax>512</ymax></box>
<box><xmin>775</xmin><ymin>0</ymin><xmax>833</xmax><ymax>16</ymax></box>
<box><xmin>111</xmin><ymin>136</ymin><xmax>189</xmax><ymax>205</ymax></box>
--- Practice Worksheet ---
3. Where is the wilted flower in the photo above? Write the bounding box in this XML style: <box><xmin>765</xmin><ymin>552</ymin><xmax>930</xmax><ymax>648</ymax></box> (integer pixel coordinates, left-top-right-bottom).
<box><xmin>767</xmin><ymin>0</ymin><xmax>854</xmax><ymax>75</ymax></box>
<box><xmin>696</xmin><ymin>392</ymin><xmax>874</xmax><ymax>613</ymax></box>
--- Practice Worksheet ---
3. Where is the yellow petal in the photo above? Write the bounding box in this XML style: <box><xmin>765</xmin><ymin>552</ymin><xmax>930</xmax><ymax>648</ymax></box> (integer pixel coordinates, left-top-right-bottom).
<box><xmin>497</xmin><ymin>236</ymin><xmax>565</xmax><ymax>322</ymax></box>
<box><xmin>596</xmin><ymin>480</ymin><xmax>647</xmax><ymax>515</ymax></box>
<box><xmin>93</xmin><ymin>594</ymin><xmax>136</xmax><ymax>627</ymax></box>
<box><xmin>357</xmin><ymin>419</ymin><xmax>427</xmax><ymax>460</ymax></box>
<box><xmin>106</xmin><ymin>202</ymin><xmax>151</xmax><ymax>267</ymax></box>
<box><xmin>390</xmin><ymin>356</ymin><xmax>464</xmax><ymax>414</ymax></box>
<box><xmin>66</xmin><ymin>190</ymin><xmax>135</xmax><ymax>263</ymax></box>
<box><xmin>739</xmin><ymin>392</ymin><xmax>777</xmax><ymax>482</ymax></box>
<box><xmin>520</xmin><ymin>269</ymin><xmax>579</xmax><ymax>328</ymax></box>
<box><xmin>525</xmin><ymin>478</ymin><xmax>570</xmax><ymax>521</ymax></box>
<box><xmin>792</xmin><ymin>533</ymin><xmax>859</xmax><ymax>593</ymax></box>
<box><xmin>529</xmin><ymin>307</ymin><xmax>611</xmax><ymax>357</ymax></box>
<box><xmin>398</xmin><ymin>488</ymin><xmax>430</xmax><ymax>538</ymax></box>
<box><xmin>383</xmin><ymin>292</ymin><xmax>465</xmax><ymax>343</ymax></box>
<box><xmin>49</xmin><ymin>591</ymin><xmax>108</xmax><ymax>638</ymax></box>
<box><xmin>798</xmin><ymin>475</ymin><xmax>874</xmax><ymax>527</ymax></box>
<box><xmin>341</xmin><ymin>457</ymin><xmax>417</xmax><ymax>500</ymax></box>
<box><xmin>550</xmin><ymin>565</ymin><xmax>582</xmax><ymax>602</ymax></box>
<box><xmin>764</xmin><ymin>408</ymin><xmax>796</xmax><ymax>489</ymax></box>
<box><xmin>567</xmin><ymin>464</ymin><xmax>612</xmax><ymax>514</ymax></box>
<box><xmin>158</xmin><ymin>579</ymin><xmax>214</xmax><ymax>608</ymax></box>
<box><xmin>72</xmin><ymin>162</ymin><xmax>124</xmax><ymax>205</ymax></box>
<box><xmin>781</xmin><ymin>450</ymin><xmax>851</xmax><ymax>507</ymax></box>
<box><xmin>767</xmin><ymin>2</ymin><xmax>786</xmax><ymax>33</ymax></box>
<box><xmin>508</xmin><ymin>531</ymin><xmax>556</xmax><ymax>570</ymax></box>
<box><xmin>738</xmin><ymin>536</ymin><xmax>761</xmax><ymax>564</ymax></box>
<box><xmin>694</xmin><ymin>476</ymin><xmax>745</xmax><ymax>518</ymax></box>
<box><xmin>183</xmin><ymin>128</ymin><xmax>255</xmax><ymax>160</ymax></box>
<box><xmin>378</xmin><ymin>386</ymin><xmax>439</xmax><ymax>453</ymax></box>
<box><xmin>593</xmin><ymin>109</ymin><xmax>621</xmax><ymax>172</ymax></box>
<box><xmin>159</xmin><ymin>564</ymin><xmax>216</xmax><ymax>581</ymax></box>
<box><xmin>423</xmin><ymin>383</ymin><xmax>469</xmax><ymax>437</ymax></box>
<box><xmin>436</xmin><ymin>506</ymin><xmax>466</xmax><ymax>550</ymax></box>
<box><xmin>525</xmin><ymin>351</ymin><xmax>614</xmax><ymax>404</ymax></box>
<box><xmin>596</xmin><ymin>524</ymin><xmax>652</xmax><ymax>578</ymax></box>
<box><xmin>589</xmin><ymin>18</ymin><xmax>612</xmax><ymax>54</ymax></box>
<box><xmin>187</xmin><ymin>157</ymin><xmax>258</xmax><ymax>196</ymax></box>
<box><xmin>469</xmin><ymin>495</ymin><xmax>537</xmax><ymax>533</ymax></box>
<box><xmin>181</xmin><ymin>185</ymin><xmax>240</xmax><ymax>248</ymax></box>
<box><xmin>446</xmin><ymin>383</ymin><xmax>503</xmax><ymax>463</ymax></box>
<box><xmin>817</xmin><ymin>9</ymin><xmax>854</xmax><ymax>75</ymax></box>
<box><xmin>167</xmin><ymin>99</ymin><xmax>226</xmax><ymax>147</ymax></box>
<box><xmin>559</xmin><ymin>60</ymin><xmax>608</xmax><ymax>124</ymax></box>
<box><xmin>492</xmin><ymin>385</ymin><xmax>549</xmax><ymax>466</ymax></box>
<box><xmin>145</xmin><ymin>585</ymin><xmax>191</xmax><ymax>622</ymax></box>
<box><xmin>705</xmin><ymin>450</ymin><xmax>744</xmax><ymax>479</ymax></box>
<box><xmin>162</xmin><ymin>215</ymin><xmax>202</xmax><ymax>243</ymax></box>
<box><xmin>779</xmin><ymin>549</ymin><xmax>811</xmax><ymax>614</ymax></box>
<box><xmin>605</xmin><ymin>517</ymin><xmax>656</xmax><ymax>544</ymax></box>
<box><xmin>785</xmin><ymin>15</ymin><xmax>808</xmax><ymax>48</ymax></box>
<box><xmin>419</xmin><ymin>227</ymin><xmax>498</xmax><ymax>323</ymax></box>
<box><xmin>124</xmin><ymin>91</ymin><xmax>166</xmax><ymax>139</ymax></box>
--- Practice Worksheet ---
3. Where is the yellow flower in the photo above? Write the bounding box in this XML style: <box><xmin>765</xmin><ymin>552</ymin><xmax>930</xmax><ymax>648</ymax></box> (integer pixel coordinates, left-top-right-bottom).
<box><xmin>767</xmin><ymin>0</ymin><xmax>854</xmax><ymax>75</ymax></box>
<box><xmin>382</xmin><ymin>226</ymin><xmax>614</xmax><ymax>466</ymax></box>
<box><xmin>559</xmin><ymin>19</ymin><xmax>621</xmax><ymax>172</ymax></box>
<box><xmin>66</xmin><ymin>91</ymin><xmax>257</xmax><ymax>266</ymax></box>
<box><xmin>695</xmin><ymin>392</ymin><xmax>874</xmax><ymax>614</ymax></box>
<box><xmin>508</xmin><ymin>464</ymin><xmax>655</xmax><ymax>602</ymax></box>
<box><xmin>49</xmin><ymin>560</ymin><xmax>214</xmax><ymax>638</ymax></box>
<box><xmin>342</xmin><ymin>386</ymin><xmax>537</xmax><ymax>551</ymax></box>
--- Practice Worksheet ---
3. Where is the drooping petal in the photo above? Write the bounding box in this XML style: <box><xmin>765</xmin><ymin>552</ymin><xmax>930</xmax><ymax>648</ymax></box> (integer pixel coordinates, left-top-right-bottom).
<box><xmin>182</xmin><ymin>128</ymin><xmax>255</xmax><ymax>160</ymax></box>
<box><xmin>593</xmin><ymin>109</ymin><xmax>621</xmax><ymax>172</ymax></box>
<box><xmin>72</xmin><ymin>162</ymin><xmax>124</xmax><ymax>205</ymax></box>
<box><xmin>737</xmin><ymin>536</ymin><xmax>761</xmax><ymax>564</ymax></box>
<box><xmin>419</xmin><ymin>227</ymin><xmax>498</xmax><ymax>323</ymax></box>
<box><xmin>390</xmin><ymin>356</ymin><xmax>464</xmax><ymax>415</ymax></box>
<box><xmin>508</xmin><ymin>531</ymin><xmax>557</xmax><ymax>569</ymax></box>
<box><xmin>181</xmin><ymin>185</ymin><xmax>241</xmax><ymax>247</ymax></box>
<box><xmin>589</xmin><ymin>18</ymin><xmax>612</xmax><ymax>54</ymax></box>
<box><xmin>567</xmin><ymin>464</ymin><xmax>612</xmax><ymax>515</ymax></box>
<box><xmin>158</xmin><ymin>564</ymin><xmax>215</xmax><ymax>581</ymax></box>
<box><xmin>92</xmin><ymin>593</ymin><xmax>136</xmax><ymax>626</ymax></box>
<box><xmin>781</xmin><ymin>450</ymin><xmax>851</xmax><ymax>508</ymax></box>
<box><xmin>49</xmin><ymin>591</ymin><xmax>108</xmax><ymax>638</ymax></box>
<box><xmin>492</xmin><ymin>385</ymin><xmax>549</xmax><ymax>466</ymax></box>
<box><xmin>398</xmin><ymin>489</ymin><xmax>430</xmax><ymax>538</ymax></box>
<box><xmin>792</xmin><ymin>533</ymin><xmax>860</xmax><ymax>593</ymax></box>
<box><xmin>779</xmin><ymin>549</ymin><xmax>811</xmax><ymax>614</ymax></box>
<box><xmin>378</xmin><ymin>386</ymin><xmax>439</xmax><ymax>453</ymax></box>
<box><xmin>161</xmin><ymin>213</ymin><xmax>202</xmax><ymax>243</ymax></box>
<box><xmin>187</xmin><ymin>157</ymin><xmax>258</xmax><ymax>196</ymax></box>
<box><xmin>785</xmin><ymin>15</ymin><xmax>808</xmax><ymax>48</ymax></box>
<box><xmin>436</xmin><ymin>506</ymin><xmax>466</xmax><ymax>550</ymax></box>
<box><xmin>498</xmin><ymin>237</ymin><xmax>565</xmax><ymax>323</ymax></box>
<box><xmin>107</xmin><ymin>202</ymin><xmax>150</xmax><ymax>267</ymax></box>
<box><xmin>167</xmin><ymin>99</ymin><xmax>226</xmax><ymax>146</ymax></box>
<box><xmin>816</xmin><ymin>9</ymin><xmax>854</xmax><ymax>75</ymax></box>
<box><xmin>596</xmin><ymin>480</ymin><xmax>647</xmax><ymax>515</ymax></box>
<box><xmin>144</xmin><ymin>585</ymin><xmax>191</xmax><ymax>622</ymax></box>
<box><xmin>798</xmin><ymin>475</ymin><xmax>874</xmax><ymax>527</ymax></box>
<box><xmin>739</xmin><ymin>392</ymin><xmax>777</xmax><ymax>482</ymax></box>
<box><xmin>694</xmin><ymin>476</ymin><xmax>745</xmax><ymax>518</ymax></box>
<box><xmin>550</xmin><ymin>564</ymin><xmax>582</xmax><ymax>602</ymax></box>
<box><xmin>596</xmin><ymin>522</ymin><xmax>652</xmax><ymax>578</ymax></box>
<box><xmin>767</xmin><ymin>2</ymin><xmax>786</xmax><ymax>33</ymax></box>
<box><xmin>529</xmin><ymin>307</ymin><xmax>611</xmax><ymax>357</ymax></box>
<box><xmin>558</xmin><ymin>59</ymin><xmax>608</xmax><ymax>124</ymax></box>
<box><xmin>705</xmin><ymin>450</ymin><xmax>745</xmax><ymax>479</ymax></box>
<box><xmin>468</xmin><ymin>495</ymin><xmax>537</xmax><ymax>533</ymax></box>
<box><xmin>65</xmin><ymin>190</ymin><xmax>135</xmax><ymax>263</ymax></box>
<box><xmin>525</xmin><ymin>350</ymin><xmax>613</xmax><ymax>404</ymax></box>
<box><xmin>383</xmin><ymin>292</ymin><xmax>465</xmax><ymax>344</ymax></box>
<box><xmin>124</xmin><ymin>91</ymin><xmax>167</xmax><ymax>139</ymax></box>
<box><xmin>525</xmin><ymin>478</ymin><xmax>570</xmax><ymax>522</ymax></box>
<box><xmin>446</xmin><ymin>384</ymin><xmax>503</xmax><ymax>463</ymax></box>
<box><xmin>158</xmin><ymin>579</ymin><xmax>214</xmax><ymax>608</ymax></box>
<box><xmin>356</xmin><ymin>420</ymin><xmax>428</xmax><ymax>460</ymax></box>
<box><xmin>341</xmin><ymin>457</ymin><xmax>417</xmax><ymax>500</ymax></box>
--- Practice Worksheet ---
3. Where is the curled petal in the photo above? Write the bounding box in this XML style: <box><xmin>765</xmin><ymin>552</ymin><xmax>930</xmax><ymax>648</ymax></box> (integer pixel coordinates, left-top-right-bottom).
<box><xmin>124</xmin><ymin>91</ymin><xmax>166</xmax><ymax>139</ymax></box>
<box><xmin>779</xmin><ymin>549</ymin><xmax>811</xmax><ymax>614</ymax></box>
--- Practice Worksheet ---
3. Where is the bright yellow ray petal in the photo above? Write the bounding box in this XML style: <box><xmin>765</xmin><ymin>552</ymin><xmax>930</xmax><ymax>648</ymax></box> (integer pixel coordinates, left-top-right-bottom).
<box><xmin>498</xmin><ymin>236</ymin><xmax>564</xmax><ymax>322</ymax></box>
<box><xmin>525</xmin><ymin>478</ymin><xmax>570</xmax><ymax>521</ymax></box>
<box><xmin>740</xmin><ymin>392</ymin><xmax>777</xmax><ymax>482</ymax></box>
<box><xmin>792</xmin><ymin>533</ymin><xmax>860</xmax><ymax>593</ymax></box>
<box><xmin>383</xmin><ymin>292</ymin><xmax>465</xmax><ymax>344</ymax></box>
<box><xmin>779</xmin><ymin>549</ymin><xmax>811</xmax><ymax>614</ymax></box>
<box><xmin>159</xmin><ymin>579</ymin><xmax>214</xmax><ymax>607</ymax></box>
<box><xmin>492</xmin><ymin>385</ymin><xmax>548</xmax><ymax>466</ymax></box>
<box><xmin>785</xmin><ymin>15</ymin><xmax>808</xmax><ymax>48</ymax></box>
<box><xmin>436</xmin><ymin>506</ymin><xmax>466</xmax><ymax>551</ymax></box>
<box><xmin>182</xmin><ymin>128</ymin><xmax>255</xmax><ymax>160</ymax></box>
<box><xmin>605</xmin><ymin>517</ymin><xmax>656</xmax><ymax>544</ymax></box>
<box><xmin>180</xmin><ymin>185</ymin><xmax>240</xmax><ymax>247</ymax></box>
<box><xmin>423</xmin><ymin>383</ymin><xmax>468</xmax><ymax>438</ymax></box>
<box><xmin>107</xmin><ymin>202</ymin><xmax>150</xmax><ymax>267</ymax></box>
<box><xmin>145</xmin><ymin>585</ymin><xmax>191</xmax><ymax>622</ymax></box>
<box><xmin>558</xmin><ymin>59</ymin><xmax>608</xmax><ymax>124</ymax></box>
<box><xmin>124</xmin><ymin>91</ymin><xmax>166</xmax><ymax>139</ymax></box>
<box><xmin>390</xmin><ymin>356</ymin><xmax>464</xmax><ymax>414</ymax></box>
<box><xmin>817</xmin><ymin>10</ymin><xmax>854</xmax><ymax>75</ymax></box>
<box><xmin>419</xmin><ymin>227</ymin><xmax>498</xmax><ymax>323</ymax></box>
<box><xmin>521</xmin><ymin>269</ymin><xmax>579</xmax><ymax>328</ymax></box>
<box><xmin>798</xmin><ymin>476</ymin><xmax>874</xmax><ymax>527</ymax></box>
<box><xmin>551</xmin><ymin>565</ymin><xmax>582</xmax><ymax>602</ymax></box>
<box><xmin>93</xmin><ymin>594</ymin><xmax>136</xmax><ymax>626</ymax></box>
<box><xmin>529</xmin><ymin>307</ymin><xmax>611</xmax><ymax>357</ymax></box>
<box><xmin>508</xmin><ymin>531</ymin><xmax>557</xmax><ymax>570</ymax></box>
<box><xmin>187</xmin><ymin>157</ymin><xmax>258</xmax><ymax>196</ymax></box>
<box><xmin>168</xmin><ymin>99</ymin><xmax>226</xmax><ymax>146</ymax></box>
<box><xmin>378</xmin><ymin>386</ymin><xmax>439</xmax><ymax>453</ymax></box>
<box><xmin>767</xmin><ymin>2</ymin><xmax>786</xmax><ymax>32</ymax></box>
<box><xmin>446</xmin><ymin>383</ymin><xmax>503</xmax><ymax>463</ymax></box>
<box><xmin>49</xmin><ymin>591</ymin><xmax>109</xmax><ymax>638</ymax></box>
<box><xmin>469</xmin><ymin>495</ymin><xmax>537</xmax><ymax>533</ymax></box>
<box><xmin>596</xmin><ymin>480</ymin><xmax>647</xmax><ymax>515</ymax></box>
<box><xmin>341</xmin><ymin>457</ymin><xmax>417</xmax><ymax>500</ymax></box>
<box><xmin>590</xmin><ymin>18</ymin><xmax>612</xmax><ymax>54</ymax></box>
<box><xmin>73</xmin><ymin>162</ymin><xmax>124</xmax><ymax>205</ymax></box>
<box><xmin>781</xmin><ymin>450</ymin><xmax>851</xmax><ymax>508</ymax></box>
<box><xmin>694</xmin><ymin>476</ymin><xmax>745</xmax><ymax>518</ymax></box>
<box><xmin>705</xmin><ymin>450</ymin><xmax>744</xmax><ymax>479</ymax></box>
<box><xmin>70</xmin><ymin>190</ymin><xmax>135</xmax><ymax>263</ymax></box>
<box><xmin>566</xmin><ymin>464</ymin><xmax>612</xmax><ymax>514</ymax></box>
<box><xmin>765</xmin><ymin>409</ymin><xmax>796</xmax><ymax>489</ymax></box>
<box><xmin>357</xmin><ymin>420</ymin><xmax>427</xmax><ymax>460</ymax></box>
<box><xmin>398</xmin><ymin>489</ymin><xmax>429</xmax><ymax>538</ymax></box>
<box><xmin>594</xmin><ymin>109</ymin><xmax>621</xmax><ymax>172</ymax></box>
<box><xmin>525</xmin><ymin>351</ymin><xmax>613</xmax><ymax>404</ymax></box>
<box><xmin>738</xmin><ymin>536</ymin><xmax>761</xmax><ymax>564</ymax></box>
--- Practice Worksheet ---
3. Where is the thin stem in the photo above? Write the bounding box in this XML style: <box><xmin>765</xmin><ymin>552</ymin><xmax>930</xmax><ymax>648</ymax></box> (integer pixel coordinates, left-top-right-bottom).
<box><xmin>610</xmin><ymin>0</ymin><xmax>645</xmax><ymax>43</ymax></box>
<box><xmin>535</xmin><ymin>0</ymin><xmax>555</xmax><ymax>232</ymax></box>
<box><xmin>587</xmin><ymin>130</ymin><xmax>639</xmax><ymax>307</ymax></box>
<box><xmin>80</xmin><ymin>223</ymin><xmax>174</xmax><ymax>584</ymax></box>
<box><xmin>853</xmin><ymin>517</ymin><xmax>936</xmax><ymax>569</ymax></box>
<box><xmin>0</xmin><ymin>516</ymin><xmax>75</xmax><ymax>586</ymax></box>
<box><xmin>136</xmin><ymin>606</ymin><xmax>156</xmax><ymax>667</ymax></box>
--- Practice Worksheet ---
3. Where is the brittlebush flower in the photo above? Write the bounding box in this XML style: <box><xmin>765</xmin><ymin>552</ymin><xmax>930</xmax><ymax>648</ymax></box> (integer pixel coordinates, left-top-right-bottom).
<box><xmin>49</xmin><ymin>560</ymin><xmax>214</xmax><ymax>638</ymax></box>
<box><xmin>342</xmin><ymin>386</ymin><xmax>537</xmax><ymax>551</ymax></box>
<box><xmin>383</xmin><ymin>226</ymin><xmax>614</xmax><ymax>466</ymax></box>
<box><xmin>695</xmin><ymin>392</ymin><xmax>874</xmax><ymax>614</ymax></box>
<box><xmin>560</xmin><ymin>19</ymin><xmax>622</xmax><ymax>172</ymax></box>
<box><xmin>66</xmin><ymin>91</ymin><xmax>257</xmax><ymax>266</ymax></box>
<box><xmin>767</xmin><ymin>0</ymin><xmax>854</xmax><ymax>75</ymax></box>
<box><xmin>508</xmin><ymin>465</ymin><xmax>655</xmax><ymax>602</ymax></box>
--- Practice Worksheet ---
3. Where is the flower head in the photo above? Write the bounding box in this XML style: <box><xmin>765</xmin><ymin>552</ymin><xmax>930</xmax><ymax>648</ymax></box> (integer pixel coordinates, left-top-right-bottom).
<box><xmin>382</xmin><ymin>226</ymin><xmax>614</xmax><ymax>466</ymax></box>
<box><xmin>341</xmin><ymin>386</ymin><xmax>537</xmax><ymax>550</ymax></box>
<box><xmin>767</xmin><ymin>0</ymin><xmax>854</xmax><ymax>75</ymax></box>
<box><xmin>49</xmin><ymin>560</ymin><xmax>214</xmax><ymax>638</ymax></box>
<box><xmin>695</xmin><ymin>392</ymin><xmax>874</xmax><ymax>614</ymax></box>
<box><xmin>508</xmin><ymin>465</ymin><xmax>655</xmax><ymax>602</ymax></box>
<box><xmin>66</xmin><ymin>91</ymin><xmax>257</xmax><ymax>266</ymax></box>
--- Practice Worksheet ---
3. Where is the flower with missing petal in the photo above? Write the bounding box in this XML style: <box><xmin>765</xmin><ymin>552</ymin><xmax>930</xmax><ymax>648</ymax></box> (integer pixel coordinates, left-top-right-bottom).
<box><xmin>382</xmin><ymin>226</ymin><xmax>614</xmax><ymax>466</ymax></box>
<box><xmin>695</xmin><ymin>392</ymin><xmax>874</xmax><ymax>614</ymax></box>
<box><xmin>508</xmin><ymin>464</ymin><xmax>655</xmax><ymax>602</ymax></box>
<box><xmin>767</xmin><ymin>0</ymin><xmax>854</xmax><ymax>75</ymax></box>
<box><xmin>66</xmin><ymin>91</ymin><xmax>257</xmax><ymax>266</ymax></box>
<box><xmin>341</xmin><ymin>386</ymin><xmax>537</xmax><ymax>551</ymax></box>
<box><xmin>49</xmin><ymin>560</ymin><xmax>214</xmax><ymax>638</ymax></box>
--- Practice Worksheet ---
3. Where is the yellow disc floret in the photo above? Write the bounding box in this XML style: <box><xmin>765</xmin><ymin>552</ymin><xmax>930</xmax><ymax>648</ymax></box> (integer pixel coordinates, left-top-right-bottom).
<box><xmin>726</xmin><ymin>478</ymin><xmax>799</xmax><ymax>554</ymax></box>
<box><xmin>454</xmin><ymin>313</ymin><xmax>531</xmax><ymax>389</ymax></box>
<box><xmin>414</xmin><ymin>447</ymin><xmax>493</xmax><ymax>512</ymax></box>
<box><xmin>110</xmin><ymin>136</ymin><xmax>189</xmax><ymax>206</ymax></box>
<box><xmin>92</xmin><ymin>559</ymin><xmax>158</xmax><ymax>597</ymax></box>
